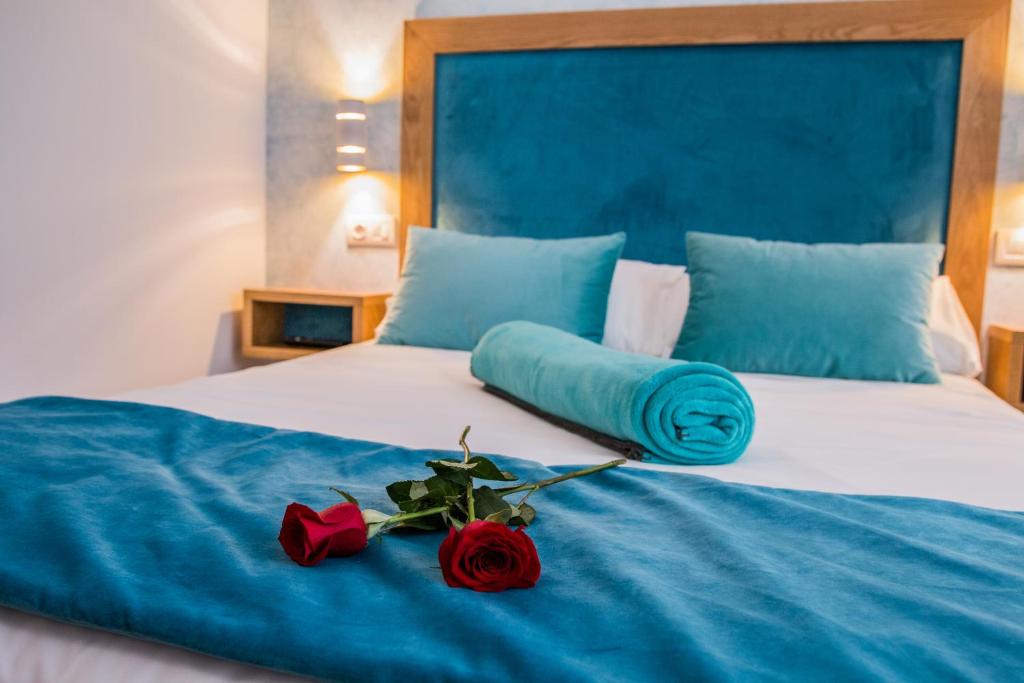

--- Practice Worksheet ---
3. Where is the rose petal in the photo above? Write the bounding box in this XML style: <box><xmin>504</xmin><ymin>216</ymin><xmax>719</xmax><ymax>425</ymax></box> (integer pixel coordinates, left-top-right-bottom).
<box><xmin>319</xmin><ymin>503</ymin><xmax>368</xmax><ymax>556</ymax></box>
<box><xmin>438</xmin><ymin>527</ymin><xmax>462</xmax><ymax>588</ymax></box>
<box><xmin>437</xmin><ymin>520</ymin><xmax>541</xmax><ymax>592</ymax></box>
<box><xmin>278</xmin><ymin>503</ymin><xmax>332</xmax><ymax>566</ymax></box>
<box><xmin>278</xmin><ymin>501</ymin><xmax>369</xmax><ymax>566</ymax></box>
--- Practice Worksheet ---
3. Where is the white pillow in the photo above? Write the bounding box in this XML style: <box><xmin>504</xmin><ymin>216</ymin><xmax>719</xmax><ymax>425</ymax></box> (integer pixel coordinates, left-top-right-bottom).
<box><xmin>928</xmin><ymin>275</ymin><xmax>982</xmax><ymax>377</ymax></box>
<box><xmin>602</xmin><ymin>260</ymin><xmax>689</xmax><ymax>358</ymax></box>
<box><xmin>603</xmin><ymin>262</ymin><xmax>981</xmax><ymax>377</ymax></box>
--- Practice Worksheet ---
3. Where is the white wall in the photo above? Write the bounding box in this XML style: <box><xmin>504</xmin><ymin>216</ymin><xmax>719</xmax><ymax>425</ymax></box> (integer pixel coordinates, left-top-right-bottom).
<box><xmin>987</xmin><ymin>0</ymin><xmax>1024</xmax><ymax>332</ymax></box>
<box><xmin>267</xmin><ymin>0</ymin><xmax>1023</xmax><ymax>334</ymax></box>
<box><xmin>0</xmin><ymin>0</ymin><xmax>268</xmax><ymax>401</ymax></box>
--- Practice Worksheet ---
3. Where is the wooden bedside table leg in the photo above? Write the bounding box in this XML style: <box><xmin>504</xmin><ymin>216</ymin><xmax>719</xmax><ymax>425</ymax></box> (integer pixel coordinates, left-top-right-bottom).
<box><xmin>354</xmin><ymin>299</ymin><xmax>387</xmax><ymax>343</ymax></box>
<box><xmin>241</xmin><ymin>291</ymin><xmax>255</xmax><ymax>357</ymax></box>
<box><xmin>986</xmin><ymin>326</ymin><xmax>1024</xmax><ymax>412</ymax></box>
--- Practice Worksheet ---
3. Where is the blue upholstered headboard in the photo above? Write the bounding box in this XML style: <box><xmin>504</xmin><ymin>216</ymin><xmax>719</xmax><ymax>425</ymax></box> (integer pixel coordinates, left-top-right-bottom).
<box><xmin>431</xmin><ymin>41</ymin><xmax>962</xmax><ymax>265</ymax></box>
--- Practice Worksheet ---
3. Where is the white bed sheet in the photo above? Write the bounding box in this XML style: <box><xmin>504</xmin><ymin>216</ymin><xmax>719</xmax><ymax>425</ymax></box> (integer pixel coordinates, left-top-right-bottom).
<box><xmin>3</xmin><ymin>342</ymin><xmax>1023</xmax><ymax>683</ymax></box>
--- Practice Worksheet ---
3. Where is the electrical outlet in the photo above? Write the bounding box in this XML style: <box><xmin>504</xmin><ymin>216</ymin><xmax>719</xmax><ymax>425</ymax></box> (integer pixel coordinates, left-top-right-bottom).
<box><xmin>994</xmin><ymin>227</ymin><xmax>1024</xmax><ymax>267</ymax></box>
<box><xmin>345</xmin><ymin>214</ymin><xmax>396</xmax><ymax>248</ymax></box>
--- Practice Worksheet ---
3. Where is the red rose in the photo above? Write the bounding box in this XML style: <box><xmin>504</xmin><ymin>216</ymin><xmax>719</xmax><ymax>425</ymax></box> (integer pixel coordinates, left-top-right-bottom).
<box><xmin>278</xmin><ymin>502</ymin><xmax>368</xmax><ymax>566</ymax></box>
<box><xmin>438</xmin><ymin>520</ymin><xmax>541</xmax><ymax>592</ymax></box>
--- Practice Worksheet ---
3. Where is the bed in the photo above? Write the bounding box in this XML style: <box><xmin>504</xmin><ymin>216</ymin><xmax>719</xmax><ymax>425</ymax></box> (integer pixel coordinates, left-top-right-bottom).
<box><xmin>2</xmin><ymin>342</ymin><xmax>1023</xmax><ymax>682</ymax></box>
<box><xmin>2</xmin><ymin>2</ymin><xmax>1022</xmax><ymax>681</ymax></box>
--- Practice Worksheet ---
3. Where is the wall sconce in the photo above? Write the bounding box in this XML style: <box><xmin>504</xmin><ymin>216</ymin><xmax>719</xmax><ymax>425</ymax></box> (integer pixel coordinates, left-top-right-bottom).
<box><xmin>336</xmin><ymin>99</ymin><xmax>367</xmax><ymax>173</ymax></box>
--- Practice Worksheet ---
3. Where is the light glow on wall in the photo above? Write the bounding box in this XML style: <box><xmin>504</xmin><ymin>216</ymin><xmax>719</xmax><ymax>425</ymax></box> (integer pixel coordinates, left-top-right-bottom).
<box><xmin>1005</xmin><ymin>2</ymin><xmax>1024</xmax><ymax>92</ymax></box>
<box><xmin>339</xmin><ymin>173</ymin><xmax>391</xmax><ymax>217</ymax></box>
<box><xmin>309</xmin><ymin>0</ymin><xmax>417</xmax><ymax>103</ymax></box>
<box><xmin>341</xmin><ymin>52</ymin><xmax>390</xmax><ymax>101</ymax></box>
<box><xmin>997</xmin><ymin>183</ymin><xmax>1024</xmax><ymax>222</ymax></box>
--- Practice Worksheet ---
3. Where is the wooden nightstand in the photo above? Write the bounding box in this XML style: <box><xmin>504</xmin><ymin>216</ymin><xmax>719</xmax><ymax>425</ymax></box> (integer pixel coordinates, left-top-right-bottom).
<box><xmin>985</xmin><ymin>325</ymin><xmax>1024</xmax><ymax>412</ymax></box>
<box><xmin>242</xmin><ymin>289</ymin><xmax>390</xmax><ymax>361</ymax></box>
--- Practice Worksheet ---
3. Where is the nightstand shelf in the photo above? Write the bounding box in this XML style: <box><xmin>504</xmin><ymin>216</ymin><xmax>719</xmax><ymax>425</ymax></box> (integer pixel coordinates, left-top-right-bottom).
<box><xmin>242</xmin><ymin>289</ymin><xmax>389</xmax><ymax>361</ymax></box>
<box><xmin>985</xmin><ymin>325</ymin><xmax>1024</xmax><ymax>412</ymax></box>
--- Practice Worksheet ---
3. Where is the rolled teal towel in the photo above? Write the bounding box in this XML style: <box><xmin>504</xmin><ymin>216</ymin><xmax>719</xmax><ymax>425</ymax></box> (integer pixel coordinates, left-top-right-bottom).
<box><xmin>470</xmin><ymin>321</ymin><xmax>755</xmax><ymax>465</ymax></box>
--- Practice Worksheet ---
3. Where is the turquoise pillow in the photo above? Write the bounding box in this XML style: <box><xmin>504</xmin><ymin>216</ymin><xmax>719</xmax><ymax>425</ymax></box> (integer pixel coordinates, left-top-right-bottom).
<box><xmin>378</xmin><ymin>228</ymin><xmax>625</xmax><ymax>350</ymax></box>
<box><xmin>674</xmin><ymin>233</ymin><xmax>943</xmax><ymax>383</ymax></box>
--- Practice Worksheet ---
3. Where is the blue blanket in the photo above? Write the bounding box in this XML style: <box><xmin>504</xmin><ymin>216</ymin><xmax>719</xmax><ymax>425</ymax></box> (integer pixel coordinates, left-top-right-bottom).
<box><xmin>0</xmin><ymin>396</ymin><xmax>1021</xmax><ymax>682</ymax></box>
<box><xmin>471</xmin><ymin>321</ymin><xmax>755</xmax><ymax>464</ymax></box>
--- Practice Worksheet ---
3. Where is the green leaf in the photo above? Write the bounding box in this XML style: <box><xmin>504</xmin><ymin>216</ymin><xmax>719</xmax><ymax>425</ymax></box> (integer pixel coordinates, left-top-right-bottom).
<box><xmin>472</xmin><ymin>486</ymin><xmax>514</xmax><ymax>522</ymax></box>
<box><xmin>509</xmin><ymin>502</ymin><xmax>536</xmax><ymax>527</ymax></box>
<box><xmin>441</xmin><ymin>510</ymin><xmax>466</xmax><ymax>531</ymax></box>
<box><xmin>385</xmin><ymin>480</ymin><xmax>414</xmax><ymax>504</ymax></box>
<box><xmin>484</xmin><ymin>508</ymin><xmax>513</xmax><ymax>524</ymax></box>
<box><xmin>437</xmin><ymin>469</ymin><xmax>472</xmax><ymax>487</ymax></box>
<box><xmin>392</xmin><ymin>476</ymin><xmax>460</xmax><ymax>514</ymax></box>
<box><xmin>386</xmin><ymin>480</ymin><xmax>431</xmax><ymax>505</ymax></box>
<box><xmin>396</xmin><ymin>514</ymin><xmax>446</xmax><ymax>531</ymax></box>
<box><xmin>426</xmin><ymin>458</ymin><xmax>478</xmax><ymax>471</ymax></box>
<box><xmin>446</xmin><ymin>497</ymin><xmax>469</xmax><ymax>524</ymax></box>
<box><xmin>397</xmin><ymin>497</ymin><xmax>433</xmax><ymax>513</ymax></box>
<box><xmin>330</xmin><ymin>487</ymin><xmax>359</xmax><ymax>505</ymax></box>
<box><xmin>423</xmin><ymin>475</ymin><xmax>461</xmax><ymax>499</ymax></box>
<box><xmin>426</xmin><ymin>459</ymin><xmax>477</xmax><ymax>486</ymax></box>
<box><xmin>466</xmin><ymin>456</ymin><xmax>517</xmax><ymax>481</ymax></box>
<box><xmin>388</xmin><ymin>488</ymin><xmax>451</xmax><ymax>529</ymax></box>
<box><xmin>408</xmin><ymin>481</ymin><xmax>430</xmax><ymax>500</ymax></box>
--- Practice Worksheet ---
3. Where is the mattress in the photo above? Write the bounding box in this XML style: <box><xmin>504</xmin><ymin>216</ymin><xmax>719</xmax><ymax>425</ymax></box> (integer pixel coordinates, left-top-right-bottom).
<box><xmin>3</xmin><ymin>342</ymin><xmax>1022</xmax><ymax>683</ymax></box>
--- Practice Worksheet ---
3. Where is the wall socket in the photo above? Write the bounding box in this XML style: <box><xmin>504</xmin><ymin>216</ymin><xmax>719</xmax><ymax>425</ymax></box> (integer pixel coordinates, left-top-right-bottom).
<box><xmin>994</xmin><ymin>227</ymin><xmax>1024</xmax><ymax>267</ymax></box>
<box><xmin>345</xmin><ymin>214</ymin><xmax>396</xmax><ymax>248</ymax></box>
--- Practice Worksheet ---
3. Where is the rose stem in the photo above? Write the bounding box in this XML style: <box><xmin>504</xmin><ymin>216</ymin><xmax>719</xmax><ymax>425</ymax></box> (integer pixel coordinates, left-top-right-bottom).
<box><xmin>384</xmin><ymin>505</ymin><xmax>450</xmax><ymax>527</ymax></box>
<box><xmin>460</xmin><ymin>425</ymin><xmax>476</xmax><ymax>522</ymax></box>
<box><xmin>494</xmin><ymin>459</ymin><xmax>627</xmax><ymax>496</ymax></box>
<box><xmin>515</xmin><ymin>486</ymin><xmax>537</xmax><ymax>508</ymax></box>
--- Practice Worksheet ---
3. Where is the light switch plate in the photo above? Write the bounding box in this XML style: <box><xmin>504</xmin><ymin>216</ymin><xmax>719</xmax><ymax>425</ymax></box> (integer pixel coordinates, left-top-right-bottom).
<box><xmin>345</xmin><ymin>214</ymin><xmax>396</xmax><ymax>248</ymax></box>
<box><xmin>994</xmin><ymin>227</ymin><xmax>1024</xmax><ymax>267</ymax></box>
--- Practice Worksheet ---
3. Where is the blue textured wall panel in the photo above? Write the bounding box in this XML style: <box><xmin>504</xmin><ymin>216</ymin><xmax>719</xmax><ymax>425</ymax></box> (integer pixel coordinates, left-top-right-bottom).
<box><xmin>432</xmin><ymin>41</ymin><xmax>962</xmax><ymax>264</ymax></box>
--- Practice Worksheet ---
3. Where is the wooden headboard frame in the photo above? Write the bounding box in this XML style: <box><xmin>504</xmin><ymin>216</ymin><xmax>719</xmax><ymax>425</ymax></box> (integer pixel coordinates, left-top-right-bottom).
<box><xmin>400</xmin><ymin>0</ymin><xmax>1011</xmax><ymax>332</ymax></box>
